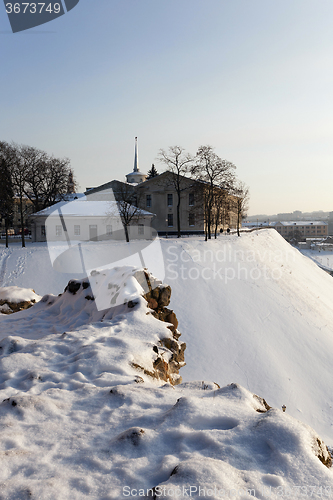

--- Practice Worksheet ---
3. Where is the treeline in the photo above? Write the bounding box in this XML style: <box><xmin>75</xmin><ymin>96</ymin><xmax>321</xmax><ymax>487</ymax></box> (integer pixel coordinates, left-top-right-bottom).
<box><xmin>158</xmin><ymin>145</ymin><xmax>249</xmax><ymax>239</ymax></box>
<box><xmin>0</xmin><ymin>141</ymin><xmax>75</xmax><ymax>247</ymax></box>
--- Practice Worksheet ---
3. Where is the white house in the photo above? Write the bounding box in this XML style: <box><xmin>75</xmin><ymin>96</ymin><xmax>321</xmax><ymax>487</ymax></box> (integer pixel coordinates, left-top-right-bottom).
<box><xmin>30</xmin><ymin>196</ymin><xmax>154</xmax><ymax>243</ymax></box>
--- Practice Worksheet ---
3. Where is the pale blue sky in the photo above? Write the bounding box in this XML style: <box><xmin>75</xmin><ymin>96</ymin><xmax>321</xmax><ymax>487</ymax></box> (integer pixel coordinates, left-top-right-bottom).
<box><xmin>1</xmin><ymin>0</ymin><xmax>333</xmax><ymax>215</ymax></box>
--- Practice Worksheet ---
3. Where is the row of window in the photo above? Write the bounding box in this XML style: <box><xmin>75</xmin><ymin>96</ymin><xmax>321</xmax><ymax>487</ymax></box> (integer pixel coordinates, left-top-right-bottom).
<box><xmin>41</xmin><ymin>225</ymin><xmax>114</xmax><ymax>237</ymax></box>
<box><xmin>49</xmin><ymin>225</ymin><xmax>147</xmax><ymax>237</ymax></box>
<box><xmin>146</xmin><ymin>193</ymin><xmax>195</xmax><ymax>208</ymax></box>
<box><xmin>167</xmin><ymin>213</ymin><xmax>195</xmax><ymax>227</ymax></box>
<box><xmin>277</xmin><ymin>226</ymin><xmax>326</xmax><ymax>232</ymax></box>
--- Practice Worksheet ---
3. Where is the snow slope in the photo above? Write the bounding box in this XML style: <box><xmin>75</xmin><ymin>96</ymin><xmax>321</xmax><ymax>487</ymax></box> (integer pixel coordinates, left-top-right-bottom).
<box><xmin>162</xmin><ymin>230</ymin><xmax>333</xmax><ymax>444</ymax></box>
<box><xmin>1</xmin><ymin>230</ymin><xmax>333</xmax><ymax>444</ymax></box>
<box><xmin>0</xmin><ymin>266</ymin><xmax>332</xmax><ymax>499</ymax></box>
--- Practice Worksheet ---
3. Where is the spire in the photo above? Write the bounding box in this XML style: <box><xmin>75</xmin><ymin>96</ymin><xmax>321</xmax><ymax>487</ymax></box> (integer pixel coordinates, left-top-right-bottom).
<box><xmin>126</xmin><ymin>137</ymin><xmax>147</xmax><ymax>184</ymax></box>
<box><xmin>134</xmin><ymin>137</ymin><xmax>139</xmax><ymax>172</ymax></box>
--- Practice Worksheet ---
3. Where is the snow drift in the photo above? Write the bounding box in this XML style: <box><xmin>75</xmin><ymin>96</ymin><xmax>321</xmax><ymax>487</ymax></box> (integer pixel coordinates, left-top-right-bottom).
<box><xmin>0</xmin><ymin>266</ymin><xmax>332</xmax><ymax>498</ymax></box>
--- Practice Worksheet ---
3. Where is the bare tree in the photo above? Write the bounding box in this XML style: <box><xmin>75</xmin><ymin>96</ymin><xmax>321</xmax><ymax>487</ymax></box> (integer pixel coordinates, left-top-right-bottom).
<box><xmin>232</xmin><ymin>181</ymin><xmax>250</xmax><ymax>237</ymax></box>
<box><xmin>0</xmin><ymin>156</ymin><xmax>14</xmax><ymax>248</ymax></box>
<box><xmin>41</xmin><ymin>156</ymin><xmax>74</xmax><ymax>207</ymax></box>
<box><xmin>116</xmin><ymin>183</ymin><xmax>142</xmax><ymax>243</ymax></box>
<box><xmin>191</xmin><ymin>146</ymin><xmax>236</xmax><ymax>240</ymax></box>
<box><xmin>212</xmin><ymin>187</ymin><xmax>229</xmax><ymax>239</ymax></box>
<box><xmin>19</xmin><ymin>145</ymin><xmax>48</xmax><ymax>213</ymax></box>
<box><xmin>20</xmin><ymin>145</ymin><xmax>74</xmax><ymax>211</ymax></box>
<box><xmin>0</xmin><ymin>142</ymin><xmax>28</xmax><ymax>247</ymax></box>
<box><xmin>158</xmin><ymin>146</ymin><xmax>194</xmax><ymax>238</ymax></box>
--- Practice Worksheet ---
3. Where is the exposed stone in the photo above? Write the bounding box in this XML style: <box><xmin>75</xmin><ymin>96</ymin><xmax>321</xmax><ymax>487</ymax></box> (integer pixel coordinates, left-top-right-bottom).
<box><xmin>315</xmin><ymin>438</ymin><xmax>332</xmax><ymax>468</ymax></box>
<box><xmin>141</xmin><ymin>280</ymin><xmax>186</xmax><ymax>386</ymax></box>
<box><xmin>147</xmin><ymin>298</ymin><xmax>158</xmax><ymax>310</ymax></box>
<box><xmin>158</xmin><ymin>286</ymin><xmax>171</xmax><ymax>307</ymax></box>
<box><xmin>166</xmin><ymin>311</ymin><xmax>178</xmax><ymax>331</ymax></box>
<box><xmin>0</xmin><ymin>299</ymin><xmax>36</xmax><ymax>315</ymax></box>
<box><xmin>127</xmin><ymin>300</ymin><xmax>138</xmax><ymax>309</ymax></box>
<box><xmin>65</xmin><ymin>280</ymin><xmax>81</xmax><ymax>295</ymax></box>
<box><xmin>253</xmin><ymin>394</ymin><xmax>272</xmax><ymax>413</ymax></box>
<box><xmin>84</xmin><ymin>295</ymin><xmax>94</xmax><ymax>301</ymax></box>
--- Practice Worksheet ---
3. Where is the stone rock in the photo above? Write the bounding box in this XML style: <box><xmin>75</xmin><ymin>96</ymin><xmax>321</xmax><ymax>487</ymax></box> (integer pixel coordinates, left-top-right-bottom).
<box><xmin>0</xmin><ymin>299</ymin><xmax>36</xmax><ymax>315</ymax></box>
<box><xmin>141</xmin><ymin>278</ymin><xmax>186</xmax><ymax>386</ymax></box>
<box><xmin>65</xmin><ymin>280</ymin><xmax>81</xmax><ymax>295</ymax></box>
<box><xmin>147</xmin><ymin>298</ymin><xmax>158</xmax><ymax>310</ymax></box>
<box><xmin>166</xmin><ymin>311</ymin><xmax>178</xmax><ymax>331</ymax></box>
<box><xmin>158</xmin><ymin>286</ymin><xmax>171</xmax><ymax>307</ymax></box>
<box><xmin>315</xmin><ymin>438</ymin><xmax>332</xmax><ymax>468</ymax></box>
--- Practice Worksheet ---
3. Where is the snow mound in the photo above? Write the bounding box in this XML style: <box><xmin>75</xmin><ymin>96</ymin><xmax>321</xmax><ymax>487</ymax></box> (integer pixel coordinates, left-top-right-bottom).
<box><xmin>0</xmin><ymin>286</ymin><xmax>41</xmax><ymax>315</ymax></box>
<box><xmin>0</xmin><ymin>270</ymin><xmax>142</xmax><ymax>339</ymax></box>
<box><xmin>0</xmin><ymin>286</ymin><xmax>40</xmax><ymax>304</ymax></box>
<box><xmin>0</xmin><ymin>267</ymin><xmax>185</xmax><ymax>385</ymax></box>
<box><xmin>0</xmin><ymin>261</ymin><xmax>332</xmax><ymax>497</ymax></box>
<box><xmin>0</xmin><ymin>353</ymin><xmax>331</xmax><ymax>499</ymax></box>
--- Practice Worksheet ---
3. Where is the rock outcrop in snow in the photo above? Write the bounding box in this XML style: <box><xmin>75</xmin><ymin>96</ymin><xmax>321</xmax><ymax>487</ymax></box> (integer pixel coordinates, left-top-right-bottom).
<box><xmin>0</xmin><ymin>286</ymin><xmax>41</xmax><ymax>315</ymax></box>
<box><xmin>139</xmin><ymin>270</ymin><xmax>186</xmax><ymax>385</ymax></box>
<box><xmin>0</xmin><ymin>268</ymin><xmax>186</xmax><ymax>385</ymax></box>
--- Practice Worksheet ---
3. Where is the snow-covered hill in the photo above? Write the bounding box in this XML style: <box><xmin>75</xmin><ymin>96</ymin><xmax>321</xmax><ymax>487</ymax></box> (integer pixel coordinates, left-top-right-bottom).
<box><xmin>0</xmin><ymin>263</ymin><xmax>332</xmax><ymax>499</ymax></box>
<box><xmin>1</xmin><ymin>229</ymin><xmax>333</xmax><ymax>447</ymax></box>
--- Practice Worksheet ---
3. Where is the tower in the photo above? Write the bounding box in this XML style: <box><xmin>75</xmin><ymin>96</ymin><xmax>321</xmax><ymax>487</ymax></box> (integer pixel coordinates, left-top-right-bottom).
<box><xmin>126</xmin><ymin>137</ymin><xmax>147</xmax><ymax>184</ymax></box>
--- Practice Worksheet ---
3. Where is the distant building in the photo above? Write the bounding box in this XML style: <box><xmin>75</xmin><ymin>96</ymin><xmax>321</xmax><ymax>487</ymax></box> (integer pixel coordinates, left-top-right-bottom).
<box><xmin>273</xmin><ymin>221</ymin><xmax>328</xmax><ymax>239</ymax></box>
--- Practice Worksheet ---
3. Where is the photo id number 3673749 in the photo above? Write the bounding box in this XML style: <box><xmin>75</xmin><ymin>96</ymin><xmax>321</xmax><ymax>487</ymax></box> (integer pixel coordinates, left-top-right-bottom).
<box><xmin>5</xmin><ymin>3</ymin><xmax>61</xmax><ymax>14</ymax></box>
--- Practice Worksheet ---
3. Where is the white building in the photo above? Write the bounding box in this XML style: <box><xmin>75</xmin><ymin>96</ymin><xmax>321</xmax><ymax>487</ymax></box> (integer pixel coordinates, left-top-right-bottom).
<box><xmin>30</xmin><ymin>197</ymin><xmax>154</xmax><ymax>243</ymax></box>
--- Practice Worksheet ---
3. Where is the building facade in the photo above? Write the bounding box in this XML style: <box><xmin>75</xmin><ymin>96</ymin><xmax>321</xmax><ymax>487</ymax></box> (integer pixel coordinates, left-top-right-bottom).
<box><xmin>273</xmin><ymin>221</ymin><xmax>328</xmax><ymax>239</ymax></box>
<box><xmin>30</xmin><ymin>198</ymin><xmax>154</xmax><ymax>243</ymax></box>
<box><xmin>135</xmin><ymin>171</ymin><xmax>238</xmax><ymax>235</ymax></box>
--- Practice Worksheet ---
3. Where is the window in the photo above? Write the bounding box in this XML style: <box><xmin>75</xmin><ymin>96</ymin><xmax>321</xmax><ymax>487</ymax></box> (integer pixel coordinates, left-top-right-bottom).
<box><xmin>74</xmin><ymin>225</ymin><xmax>80</xmax><ymax>236</ymax></box>
<box><xmin>189</xmin><ymin>213</ymin><xmax>195</xmax><ymax>226</ymax></box>
<box><xmin>146</xmin><ymin>194</ymin><xmax>151</xmax><ymax>208</ymax></box>
<box><xmin>167</xmin><ymin>214</ymin><xmax>173</xmax><ymax>227</ymax></box>
<box><xmin>189</xmin><ymin>192</ymin><xmax>194</xmax><ymax>206</ymax></box>
<box><xmin>106</xmin><ymin>225</ymin><xmax>112</xmax><ymax>236</ymax></box>
<box><xmin>138</xmin><ymin>224</ymin><xmax>144</xmax><ymax>235</ymax></box>
<box><xmin>56</xmin><ymin>225</ymin><xmax>62</xmax><ymax>236</ymax></box>
<box><xmin>41</xmin><ymin>225</ymin><xmax>46</xmax><ymax>236</ymax></box>
<box><xmin>167</xmin><ymin>194</ymin><xmax>173</xmax><ymax>207</ymax></box>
